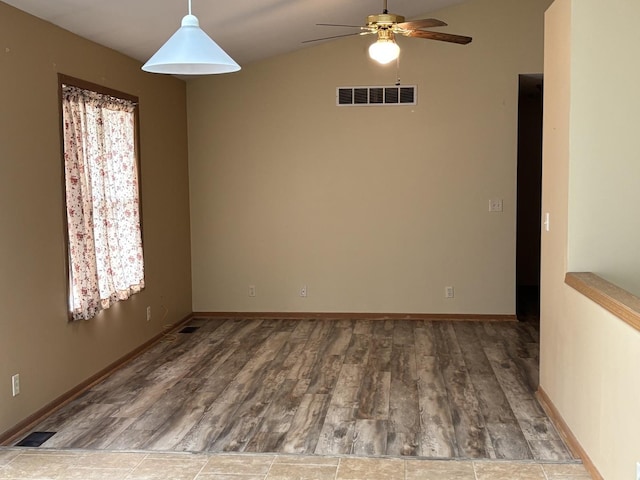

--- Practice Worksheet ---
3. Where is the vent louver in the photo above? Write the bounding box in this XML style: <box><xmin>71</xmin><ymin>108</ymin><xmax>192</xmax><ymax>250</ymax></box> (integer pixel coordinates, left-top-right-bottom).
<box><xmin>337</xmin><ymin>85</ymin><xmax>417</xmax><ymax>106</ymax></box>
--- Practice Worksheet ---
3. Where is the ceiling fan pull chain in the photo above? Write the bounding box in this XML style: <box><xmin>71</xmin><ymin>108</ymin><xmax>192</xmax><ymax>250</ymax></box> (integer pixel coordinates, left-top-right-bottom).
<box><xmin>395</xmin><ymin>54</ymin><xmax>401</xmax><ymax>85</ymax></box>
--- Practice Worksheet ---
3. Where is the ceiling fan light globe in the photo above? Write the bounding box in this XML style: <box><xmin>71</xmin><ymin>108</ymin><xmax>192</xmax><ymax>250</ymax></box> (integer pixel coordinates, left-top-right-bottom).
<box><xmin>368</xmin><ymin>39</ymin><xmax>400</xmax><ymax>64</ymax></box>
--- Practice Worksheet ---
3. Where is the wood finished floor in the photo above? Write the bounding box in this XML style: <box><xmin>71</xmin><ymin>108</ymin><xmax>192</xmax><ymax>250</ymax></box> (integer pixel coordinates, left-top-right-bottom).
<box><xmin>24</xmin><ymin>318</ymin><xmax>574</xmax><ymax>461</ymax></box>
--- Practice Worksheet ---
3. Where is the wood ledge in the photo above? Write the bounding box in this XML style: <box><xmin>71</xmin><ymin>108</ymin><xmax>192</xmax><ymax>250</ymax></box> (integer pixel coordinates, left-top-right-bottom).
<box><xmin>565</xmin><ymin>272</ymin><xmax>640</xmax><ymax>332</ymax></box>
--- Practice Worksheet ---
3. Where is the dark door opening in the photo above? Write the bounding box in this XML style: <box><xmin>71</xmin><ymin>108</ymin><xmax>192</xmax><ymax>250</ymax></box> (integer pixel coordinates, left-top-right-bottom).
<box><xmin>516</xmin><ymin>74</ymin><xmax>543</xmax><ymax>321</ymax></box>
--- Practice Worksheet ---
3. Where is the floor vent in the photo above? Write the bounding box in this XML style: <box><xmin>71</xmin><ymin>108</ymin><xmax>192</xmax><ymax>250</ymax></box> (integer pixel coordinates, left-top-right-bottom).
<box><xmin>16</xmin><ymin>432</ymin><xmax>56</xmax><ymax>447</ymax></box>
<box><xmin>179</xmin><ymin>326</ymin><xmax>200</xmax><ymax>334</ymax></box>
<box><xmin>337</xmin><ymin>85</ymin><xmax>417</xmax><ymax>106</ymax></box>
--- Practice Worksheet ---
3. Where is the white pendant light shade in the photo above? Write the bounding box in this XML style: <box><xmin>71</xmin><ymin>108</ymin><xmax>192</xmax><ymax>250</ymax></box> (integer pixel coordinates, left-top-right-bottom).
<box><xmin>142</xmin><ymin>10</ymin><xmax>240</xmax><ymax>75</ymax></box>
<box><xmin>368</xmin><ymin>38</ymin><xmax>400</xmax><ymax>65</ymax></box>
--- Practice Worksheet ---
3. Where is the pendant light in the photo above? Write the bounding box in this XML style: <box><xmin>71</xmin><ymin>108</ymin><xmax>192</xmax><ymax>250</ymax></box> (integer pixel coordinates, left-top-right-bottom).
<box><xmin>368</xmin><ymin>29</ymin><xmax>400</xmax><ymax>65</ymax></box>
<box><xmin>142</xmin><ymin>0</ymin><xmax>240</xmax><ymax>75</ymax></box>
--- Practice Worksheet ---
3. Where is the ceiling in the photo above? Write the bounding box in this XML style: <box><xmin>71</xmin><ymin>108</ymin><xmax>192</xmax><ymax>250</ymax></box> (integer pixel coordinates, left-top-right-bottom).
<box><xmin>4</xmin><ymin>0</ymin><xmax>468</xmax><ymax>67</ymax></box>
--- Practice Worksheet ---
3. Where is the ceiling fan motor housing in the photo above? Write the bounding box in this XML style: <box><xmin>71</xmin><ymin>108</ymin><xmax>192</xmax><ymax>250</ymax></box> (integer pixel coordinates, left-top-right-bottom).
<box><xmin>367</xmin><ymin>13</ymin><xmax>405</xmax><ymax>28</ymax></box>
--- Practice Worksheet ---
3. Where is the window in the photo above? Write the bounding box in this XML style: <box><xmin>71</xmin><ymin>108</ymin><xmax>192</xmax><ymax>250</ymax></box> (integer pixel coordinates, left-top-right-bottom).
<box><xmin>59</xmin><ymin>75</ymin><xmax>144</xmax><ymax>321</ymax></box>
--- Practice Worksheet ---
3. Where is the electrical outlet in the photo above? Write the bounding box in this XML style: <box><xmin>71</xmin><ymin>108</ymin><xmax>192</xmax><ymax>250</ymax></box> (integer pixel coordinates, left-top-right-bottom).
<box><xmin>489</xmin><ymin>199</ymin><xmax>503</xmax><ymax>212</ymax></box>
<box><xmin>636</xmin><ymin>461</ymin><xmax>640</xmax><ymax>480</ymax></box>
<box><xmin>146</xmin><ymin>306</ymin><xmax>151</xmax><ymax>321</ymax></box>
<box><xmin>11</xmin><ymin>374</ymin><xmax>20</xmax><ymax>397</ymax></box>
<box><xmin>248</xmin><ymin>285</ymin><xmax>256</xmax><ymax>297</ymax></box>
<box><xmin>300</xmin><ymin>285</ymin><xmax>307</xmax><ymax>297</ymax></box>
<box><xmin>445</xmin><ymin>286</ymin><xmax>455</xmax><ymax>298</ymax></box>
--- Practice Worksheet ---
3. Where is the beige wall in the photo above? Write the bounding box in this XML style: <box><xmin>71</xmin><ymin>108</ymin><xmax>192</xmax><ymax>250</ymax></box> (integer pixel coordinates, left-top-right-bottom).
<box><xmin>564</xmin><ymin>1</ymin><xmax>640</xmax><ymax>297</ymax></box>
<box><xmin>0</xmin><ymin>3</ymin><xmax>192</xmax><ymax>436</ymax></box>
<box><xmin>541</xmin><ymin>1</ymin><xmax>640</xmax><ymax>479</ymax></box>
<box><xmin>188</xmin><ymin>0</ymin><xmax>552</xmax><ymax>315</ymax></box>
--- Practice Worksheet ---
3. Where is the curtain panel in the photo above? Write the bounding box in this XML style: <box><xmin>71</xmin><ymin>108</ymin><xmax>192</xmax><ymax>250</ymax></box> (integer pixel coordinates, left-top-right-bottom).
<box><xmin>62</xmin><ymin>84</ymin><xmax>144</xmax><ymax>321</ymax></box>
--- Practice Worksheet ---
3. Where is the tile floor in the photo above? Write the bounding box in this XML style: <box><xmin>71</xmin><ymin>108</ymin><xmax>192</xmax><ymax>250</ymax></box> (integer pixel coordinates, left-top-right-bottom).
<box><xmin>0</xmin><ymin>448</ymin><xmax>591</xmax><ymax>480</ymax></box>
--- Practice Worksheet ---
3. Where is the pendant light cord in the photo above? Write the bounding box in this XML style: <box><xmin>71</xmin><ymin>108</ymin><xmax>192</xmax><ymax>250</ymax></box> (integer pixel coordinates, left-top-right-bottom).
<box><xmin>188</xmin><ymin>0</ymin><xmax>192</xmax><ymax>15</ymax></box>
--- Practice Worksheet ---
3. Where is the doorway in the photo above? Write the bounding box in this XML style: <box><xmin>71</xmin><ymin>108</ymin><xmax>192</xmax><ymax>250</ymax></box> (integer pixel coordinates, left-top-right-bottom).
<box><xmin>516</xmin><ymin>74</ymin><xmax>543</xmax><ymax>321</ymax></box>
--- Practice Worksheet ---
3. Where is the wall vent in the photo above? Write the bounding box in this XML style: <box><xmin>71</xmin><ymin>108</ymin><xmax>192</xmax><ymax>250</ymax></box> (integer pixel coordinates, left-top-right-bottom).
<box><xmin>336</xmin><ymin>85</ymin><xmax>417</xmax><ymax>106</ymax></box>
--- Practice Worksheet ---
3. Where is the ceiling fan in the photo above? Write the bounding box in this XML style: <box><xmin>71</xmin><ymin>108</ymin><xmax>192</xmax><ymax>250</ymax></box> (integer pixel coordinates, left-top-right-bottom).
<box><xmin>303</xmin><ymin>0</ymin><xmax>472</xmax><ymax>64</ymax></box>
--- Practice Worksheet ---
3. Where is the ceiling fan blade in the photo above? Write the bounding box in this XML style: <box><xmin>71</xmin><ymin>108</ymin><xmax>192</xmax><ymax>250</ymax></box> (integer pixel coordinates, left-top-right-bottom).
<box><xmin>405</xmin><ymin>30</ymin><xmax>472</xmax><ymax>45</ymax></box>
<box><xmin>302</xmin><ymin>32</ymin><xmax>369</xmax><ymax>44</ymax></box>
<box><xmin>396</xmin><ymin>18</ymin><xmax>447</xmax><ymax>30</ymax></box>
<box><xmin>316</xmin><ymin>23</ymin><xmax>365</xmax><ymax>28</ymax></box>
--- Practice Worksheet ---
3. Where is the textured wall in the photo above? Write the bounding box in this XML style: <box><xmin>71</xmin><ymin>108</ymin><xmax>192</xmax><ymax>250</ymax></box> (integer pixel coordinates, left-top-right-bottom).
<box><xmin>540</xmin><ymin>1</ymin><xmax>640</xmax><ymax>478</ymax></box>
<box><xmin>188</xmin><ymin>0</ymin><xmax>552</xmax><ymax>315</ymax></box>
<box><xmin>0</xmin><ymin>2</ymin><xmax>192</xmax><ymax>436</ymax></box>
<box><xmin>564</xmin><ymin>1</ymin><xmax>640</xmax><ymax>296</ymax></box>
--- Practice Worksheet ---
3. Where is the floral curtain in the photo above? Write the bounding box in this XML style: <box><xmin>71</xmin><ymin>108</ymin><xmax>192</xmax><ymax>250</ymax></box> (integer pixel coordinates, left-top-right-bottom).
<box><xmin>62</xmin><ymin>85</ymin><xmax>144</xmax><ymax>321</ymax></box>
